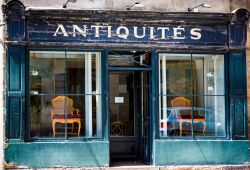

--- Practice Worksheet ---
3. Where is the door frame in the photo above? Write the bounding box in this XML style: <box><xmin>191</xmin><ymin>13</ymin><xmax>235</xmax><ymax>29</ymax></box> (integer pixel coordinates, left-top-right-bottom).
<box><xmin>107</xmin><ymin>50</ymin><xmax>154</xmax><ymax>164</ymax></box>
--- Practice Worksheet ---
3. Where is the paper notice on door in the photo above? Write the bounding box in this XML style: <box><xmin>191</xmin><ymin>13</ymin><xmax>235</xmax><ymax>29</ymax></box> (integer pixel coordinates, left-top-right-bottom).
<box><xmin>115</xmin><ymin>97</ymin><xmax>124</xmax><ymax>103</ymax></box>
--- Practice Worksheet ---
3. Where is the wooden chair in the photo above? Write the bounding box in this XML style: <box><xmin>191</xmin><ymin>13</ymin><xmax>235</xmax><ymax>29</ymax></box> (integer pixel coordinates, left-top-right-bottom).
<box><xmin>171</xmin><ymin>97</ymin><xmax>191</xmax><ymax>108</ymax></box>
<box><xmin>171</xmin><ymin>97</ymin><xmax>206</xmax><ymax>136</ymax></box>
<box><xmin>111</xmin><ymin>121</ymin><xmax>124</xmax><ymax>136</ymax></box>
<box><xmin>50</xmin><ymin>96</ymin><xmax>81</xmax><ymax>137</ymax></box>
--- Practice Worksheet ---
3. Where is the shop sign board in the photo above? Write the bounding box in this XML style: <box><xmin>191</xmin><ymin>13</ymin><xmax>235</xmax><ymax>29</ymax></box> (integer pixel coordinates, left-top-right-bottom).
<box><xmin>28</xmin><ymin>21</ymin><xmax>227</xmax><ymax>45</ymax></box>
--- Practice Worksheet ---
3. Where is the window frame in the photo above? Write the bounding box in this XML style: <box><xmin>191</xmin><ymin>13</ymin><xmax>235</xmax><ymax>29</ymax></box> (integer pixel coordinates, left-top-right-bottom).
<box><xmin>156</xmin><ymin>51</ymin><xmax>230</xmax><ymax>140</ymax></box>
<box><xmin>26</xmin><ymin>48</ymin><xmax>107</xmax><ymax>142</ymax></box>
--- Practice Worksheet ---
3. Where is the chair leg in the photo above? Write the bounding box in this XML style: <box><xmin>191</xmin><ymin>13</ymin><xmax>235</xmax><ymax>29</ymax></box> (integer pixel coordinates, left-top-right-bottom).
<box><xmin>179</xmin><ymin>121</ymin><xmax>183</xmax><ymax>136</ymax></box>
<box><xmin>203</xmin><ymin>122</ymin><xmax>206</xmax><ymax>136</ymax></box>
<box><xmin>77</xmin><ymin>121</ymin><xmax>81</xmax><ymax>137</ymax></box>
<box><xmin>71</xmin><ymin>123</ymin><xmax>74</xmax><ymax>133</ymax></box>
<box><xmin>52</xmin><ymin>121</ymin><xmax>56</xmax><ymax>137</ymax></box>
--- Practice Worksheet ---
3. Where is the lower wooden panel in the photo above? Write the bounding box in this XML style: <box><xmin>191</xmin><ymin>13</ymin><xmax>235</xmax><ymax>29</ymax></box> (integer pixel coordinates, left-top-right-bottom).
<box><xmin>9</xmin><ymin>97</ymin><xmax>21</xmax><ymax>139</ymax></box>
<box><xmin>110</xmin><ymin>136</ymin><xmax>137</xmax><ymax>160</ymax></box>
<box><xmin>154</xmin><ymin>140</ymin><xmax>249</xmax><ymax>165</ymax></box>
<box><xmin>5</xmin><ymin>141</ymin><xmax>109</xmax><ymax>168</ymax></box>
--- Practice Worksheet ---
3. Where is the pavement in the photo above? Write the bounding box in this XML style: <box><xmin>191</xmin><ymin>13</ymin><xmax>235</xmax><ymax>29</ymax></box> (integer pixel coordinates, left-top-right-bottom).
<box><xmin>5</xmin><ymin>164</ymin><xmax>250</xmax><ymax>170</ymax></box>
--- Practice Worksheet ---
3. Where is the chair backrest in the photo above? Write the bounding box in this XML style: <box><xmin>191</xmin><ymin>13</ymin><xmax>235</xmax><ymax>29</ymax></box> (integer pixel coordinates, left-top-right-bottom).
<box><xmin>51</xmin><ymin>96</ymin><xmax>74</xmax><ymax>115</ymax></box>
<box><xmin>111</xmin><ymin>121</ymin><xmax>124</xmax><ymax>136</ymax></box>
<box><xmin>171</xmin><ymin>97</ymin><xmax>191</xmax><ymax>107</ymax></box>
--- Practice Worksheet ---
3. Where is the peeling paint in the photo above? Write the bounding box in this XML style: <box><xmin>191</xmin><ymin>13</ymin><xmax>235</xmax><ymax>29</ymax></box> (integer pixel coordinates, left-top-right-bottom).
<box><xmin>3</xmin><ymin>142</ymin><xmax>8</xmax><ymax>149</ymax></box>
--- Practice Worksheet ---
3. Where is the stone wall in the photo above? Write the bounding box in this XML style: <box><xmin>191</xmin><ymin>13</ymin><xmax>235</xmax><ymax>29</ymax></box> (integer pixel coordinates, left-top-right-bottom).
<box><xmin>0</xmin><ymin>0</ymin><xmax>5</xmax><ymax>168</ymax></box>
<box><xmin>20</xmin><ymin>0</ymin><xmax>230</xmax><ymax>12</ymax></box>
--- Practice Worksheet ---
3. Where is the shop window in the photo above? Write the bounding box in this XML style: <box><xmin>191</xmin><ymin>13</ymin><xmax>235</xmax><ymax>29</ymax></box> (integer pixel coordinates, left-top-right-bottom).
<box><xmin>29</xmin><ymin>51</ymin><xmax>102</xmax><ymax>138</ymax></box>
<box><xmin>159</xmin><ymin>53</ymin><xmax>225</xmax><ymax>137</ymax></box>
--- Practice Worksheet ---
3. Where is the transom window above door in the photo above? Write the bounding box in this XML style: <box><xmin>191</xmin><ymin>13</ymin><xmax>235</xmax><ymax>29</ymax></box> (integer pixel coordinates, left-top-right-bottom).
<box><xmin>108</xmin><ymin>51</ymin><xmax>151</xmax><ymax>68</ymax></box>
<box><xmin>158</xmin><ymin>53</ymin><xmax>225</xmax><ymax>138</ymax></box>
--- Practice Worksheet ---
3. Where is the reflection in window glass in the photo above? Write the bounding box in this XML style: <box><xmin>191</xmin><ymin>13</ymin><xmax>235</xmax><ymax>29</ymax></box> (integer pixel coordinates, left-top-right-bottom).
<box><xmin>30</xmin><ymin>51</ymin><xmax>102</xmax><ymax>138</ymax></box>
<box><xmin>159</xmin><ymin>54</ymin><xmax>192</xmax><ymax>96</ymax></box>
<box><xmin>159</xmin><ymin>53</ymin><xmax>225</xmax><ymax>137</ymax></box>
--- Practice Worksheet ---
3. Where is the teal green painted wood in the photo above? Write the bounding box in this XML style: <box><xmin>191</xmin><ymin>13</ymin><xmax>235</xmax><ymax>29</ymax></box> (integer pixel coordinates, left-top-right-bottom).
<box><xmin>5</xmin><ymin>141</ymin><xmax>109</xmax><ymax>168</ymax></box>
<box><xmin>9</xmin><ymin>98</ymin><xmax>21</xmax><ymax>138</ymax></box>
<box><xmin>6</xmin><ymin>46</ymin><xmax>26</xmax><ymax>140</ymax></box>
<box><xmin>9</xmin><ymin>48</ymin><xmax>21</xmax><ymax>91</ymax></box>
<box><xmin>154</xmin><ymin>140</ymin><xmax>249</xmax><ymax>165</ymax></box>
<box><xmin>229</xmin><ymin>51</ymin><xmax>247</xmax><ymax>139</ymax></box>
<box><xmin>150</xmin><ymin>50</ymin><xmax>156</xmax><ymax>164</ymax></box>
<box><xmin>103</xmin><ymin>49</ymin><xmax>109</xmax><ymax>140</ymax></box>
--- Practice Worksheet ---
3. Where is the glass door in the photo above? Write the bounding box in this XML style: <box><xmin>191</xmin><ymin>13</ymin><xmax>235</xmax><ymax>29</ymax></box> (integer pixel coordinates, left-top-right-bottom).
<box><xmin>108</xmin><ymin>50</ymin><xmax>151</xmax><ymax>163</ymax></box>
<box><xmin>109</xmin><ymin>71</ymin><xmax>137</xmax><ymax>160</ymax></box>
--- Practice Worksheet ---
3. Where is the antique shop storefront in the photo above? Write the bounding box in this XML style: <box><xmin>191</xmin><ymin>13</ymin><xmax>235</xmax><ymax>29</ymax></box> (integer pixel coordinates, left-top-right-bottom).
<box><xmin>3</xmin><ymin>1</ymin><xmax>250</xmax><ymax>168</ymax></box>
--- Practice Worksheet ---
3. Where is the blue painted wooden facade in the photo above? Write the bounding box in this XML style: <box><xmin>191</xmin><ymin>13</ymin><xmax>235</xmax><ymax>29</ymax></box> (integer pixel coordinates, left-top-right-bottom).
<box><xmin>3</xmin><ymin>0</ymin><xmax>250</xmax><ymax>168</ymax></box>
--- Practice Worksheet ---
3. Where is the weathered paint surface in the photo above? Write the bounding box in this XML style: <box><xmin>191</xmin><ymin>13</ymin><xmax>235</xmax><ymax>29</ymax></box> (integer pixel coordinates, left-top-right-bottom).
<box><xmin>25</xmin><ymin>10</ymin><xmax>229</xmax><ymax>47</ymax></box>
<box><xmin>28</xmin><ymin>20</ymin><xmax>227</xmax><ymax>46</ymax></box>
<box><xmin>229</xmin><ymin>51</ymin><xmax>248</xmax><ymax>139</ymax></box>
<box><xmin>154</xmin><ymin>140</ymin><xmax>249</xmax><ymax>165</ymax></box>
<box><xmin>4</xmin><ymin>141</ymin><xmax>109</xmax><ymax>168</ymax></box>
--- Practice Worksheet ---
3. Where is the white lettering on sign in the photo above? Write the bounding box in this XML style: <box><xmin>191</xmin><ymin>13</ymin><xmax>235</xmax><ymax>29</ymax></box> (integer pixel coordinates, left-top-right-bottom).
<box><xmin>107</xmin><ymin>26</ymin><xmax>112</xmax><ymax>38</ymax></box>
<box><xmin>91</xmin><ymin>25</ymin><xmax>104</xmax><ymax>38</ymax></box>
<box><xmin>190</xmin><ymin>28</ymin><xmax>202</xmax><ymax>40</ymax></box>
<box><xmin>53</xmin><ymin>24</ymin><xmax>68</xmax><ymax>37</ymax></box>
<box><xmin>149</xmin><ymin>27</ymin><xmax>155</xmax><ymax>39</ymax></box>
<box><xmin>134</xmin><ymin>26</ymin><xmax>146</xmax><ymax>38</ymax></box>
<box><xmin>173</xmin><ymin>26</ymin><xmax>185</xmax><ymax>39</ymax></box>
<box><xmin>116</xmin><ymin>26</ymin><xmax>129</xmax><ymax>39</ymax></box>
<box><xmin>157</xmin><ymin>27</ymin><xmax>170</xmax><ymax>39</ymax></box>
<box><xmin>53</xmin><ymin>24</ymin><xmax>202</xmax><ymax>40</ymax></box>
<box><xmin>73</xmin><ymin>25</ymin><xmax>87</xmax><ymax>37</ymax></box>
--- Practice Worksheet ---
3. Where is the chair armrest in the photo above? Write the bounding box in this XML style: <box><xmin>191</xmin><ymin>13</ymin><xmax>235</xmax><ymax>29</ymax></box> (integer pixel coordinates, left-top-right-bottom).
<box><xmin>73</xmin><ymin>108</ymin><xmax>80</xmax><ymax>116</ymax></box>
<box><xmin>50</xmin><ymin>109</ymin><xmax>54</xmax><ymax>119</ymax></box>
<box><xmin>198</xmin><ymin>110</ymin><xmax>202</xmax><ymax>116</ymax></box>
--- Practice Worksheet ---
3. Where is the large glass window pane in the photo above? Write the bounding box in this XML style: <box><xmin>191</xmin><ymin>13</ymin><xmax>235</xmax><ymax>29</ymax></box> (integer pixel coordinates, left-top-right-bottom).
<box><xmin>30</xmin><ymin>95</ymin><xmax>66</xmax><ymax>138</ymax></box>
<box><xmin>194</xmin><ymin>96</ymin><xmax>225</xmax><ymax>137</ymax></box>
<box><xmin>30</xmin><ymin>51</ymin><xmax>65</xmax><ymax>94</ymax></box>
<box><xmin>192</xmin><ymin>54</ymin><xmax>225</xmax><ymax>95</ymax></box>
<box><xmin>159</xmin><ymin>53</ymin><xmax>192</xmax><ymax>96</ymax></box>
<box><xmin>159</xmin><ymin>53</ymin><xmax>225</xmax><ymax>138</ymax></box>
<box><xmin>30</xmin><ymin>51</ymin><xmax>102</xmax><ymax>138</ymax></box>
<box><xmin>159</xmin><ymin>95</ymin><xmax>193</xmax><ymax>137</ymax></box>
<box><xmin>65</xmin><ymin>52</ymin><xmax>85</xmax><ymax>94</ymax></box>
